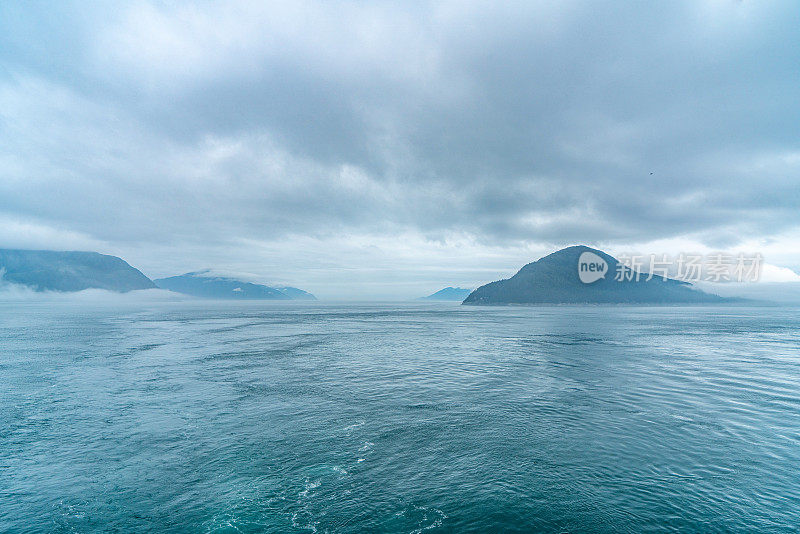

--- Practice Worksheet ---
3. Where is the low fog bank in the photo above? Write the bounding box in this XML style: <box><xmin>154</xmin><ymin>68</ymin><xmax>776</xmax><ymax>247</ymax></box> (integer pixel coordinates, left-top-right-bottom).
<box><xmin>697</xmin><ymin>282</ymin><xmax>800</xmax><ymax>305</ymax></box>
<box><xmin>4</xmin><ymin>279</ymin><xmax>800</xmax><ymax>306</ymax></box>
<box><xmin>0</xmin><ymin>282</ymin><xmax>185</xmax><ymax>303</ymax></box>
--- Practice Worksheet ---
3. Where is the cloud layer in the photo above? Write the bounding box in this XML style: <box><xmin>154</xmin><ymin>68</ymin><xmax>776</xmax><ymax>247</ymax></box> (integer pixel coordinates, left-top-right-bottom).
<box><xmin>1</xmin><ymin>1</ymin><xmax>798</xmax><ymax>298</ymax></box>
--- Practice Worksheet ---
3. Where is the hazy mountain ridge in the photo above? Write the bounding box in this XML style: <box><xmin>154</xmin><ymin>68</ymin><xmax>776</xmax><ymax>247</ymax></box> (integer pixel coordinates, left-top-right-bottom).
<box><xmin>274</xmin><ymin>286</ymin><xmax>317</xmax><ymax>300</ymax></box>
<box><xmin>0</xmin><ymin>249</ymin><xmax>156</xmax><ymax>293</ymax></box>
<box><xmin>154</xmin><ymin>271</ymin><xmax>316</xmax><ymax>300</ymax></box>
<box><xmin>463</xmin><ymin>246</ymin><xmax>726</xmax><ymax>305</ymax></box>
<box><xmin>419</xmin><ymin>287</ymin><xmax>473</xmax><ymax>301</ymax></box>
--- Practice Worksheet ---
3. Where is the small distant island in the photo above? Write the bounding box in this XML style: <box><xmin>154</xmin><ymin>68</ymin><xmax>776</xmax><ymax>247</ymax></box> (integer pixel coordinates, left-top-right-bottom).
<box><xmin>463</xmin><ymin>245</ymin><xmax>725</xmax><ymax>305</ymax></box>
<box><xmin>419</xmin><ymin>287</ymin><xmax>473</xmax><ymax>301</ymax></box>
<box><xmin>154</xmin><ymin>271</ymin><xmax>316</xmax><ymax>300</ymax></box>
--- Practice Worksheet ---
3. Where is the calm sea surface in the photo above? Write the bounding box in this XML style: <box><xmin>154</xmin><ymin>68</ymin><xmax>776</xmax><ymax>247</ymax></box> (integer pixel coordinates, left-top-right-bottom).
<box><xmin>1</xmin><ymin>301</ymin><xmax>799</xmax><ymax>533</ymax></box>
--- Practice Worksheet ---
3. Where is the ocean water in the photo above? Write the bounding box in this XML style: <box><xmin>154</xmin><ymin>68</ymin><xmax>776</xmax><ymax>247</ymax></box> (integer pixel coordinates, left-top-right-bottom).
<box><xmin>1</xmin><ymin>301</ymin><xmax>799</xmax><ymax>533</ymax></box>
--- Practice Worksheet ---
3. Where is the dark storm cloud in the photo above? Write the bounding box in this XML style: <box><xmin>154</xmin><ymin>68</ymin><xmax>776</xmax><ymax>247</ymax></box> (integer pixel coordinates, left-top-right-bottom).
<box><xmin>1</xmin><ymin>0</ymin><xmax>799</xmax><ymax>287</ymax></box>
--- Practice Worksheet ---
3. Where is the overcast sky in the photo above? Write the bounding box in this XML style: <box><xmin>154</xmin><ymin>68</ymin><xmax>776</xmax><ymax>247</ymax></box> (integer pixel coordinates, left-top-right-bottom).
<box><xmin>1</xmin><ymin>1</ymin><xmax>799</xmax><ymax>298</ymax></box>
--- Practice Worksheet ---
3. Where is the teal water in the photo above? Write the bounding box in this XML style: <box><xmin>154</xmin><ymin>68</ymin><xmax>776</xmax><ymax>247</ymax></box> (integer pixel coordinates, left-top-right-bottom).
<box><xmin>1</xmin><ymin>301</ymin><xmax>799</xmax><ymax>532</ymax></box>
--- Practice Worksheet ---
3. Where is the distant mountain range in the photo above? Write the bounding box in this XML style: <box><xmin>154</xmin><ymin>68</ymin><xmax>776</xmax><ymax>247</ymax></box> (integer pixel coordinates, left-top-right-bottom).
<box><xmin>419</xmin><ymin>287</ymin><xmax>473</xmax><ymax>301</ymax></box>
<box><xmin>463</xmin><ymin>245</ymin><xmax>726</xmax><ymax>305</ymax></box>
<box><xmin>0</xmin><ymin>246</ymin><xmax>739</xmax><ymax>304</ymax></box>
<box><xmin>0</xmin><ymin>249</ymin><xmax>156</xmax><ymax>292</ymax></box>
<box><xmin>0</xmin><ymin>249</ymin><xmax>316</xmax><ymax>299</ymax></box>
<box><xmin>154</xmin><ymin>271</ymin><xmax>316</xmax><ymax>300</ymax></box>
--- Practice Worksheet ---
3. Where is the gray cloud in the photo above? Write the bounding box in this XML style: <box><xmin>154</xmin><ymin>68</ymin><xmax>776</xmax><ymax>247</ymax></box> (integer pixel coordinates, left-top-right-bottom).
<box><xmin>1</xmin><ymin>1</ymin><xmax>799</xmax><ymax>297</ymax></box>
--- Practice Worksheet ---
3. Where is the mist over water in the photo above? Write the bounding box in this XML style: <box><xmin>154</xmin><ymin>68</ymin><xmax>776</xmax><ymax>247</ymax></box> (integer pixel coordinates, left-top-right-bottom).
<box><xmin>2</xmin><ymin>301</ymin><xmax>799</xmax><ymax>532</ymax></box>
